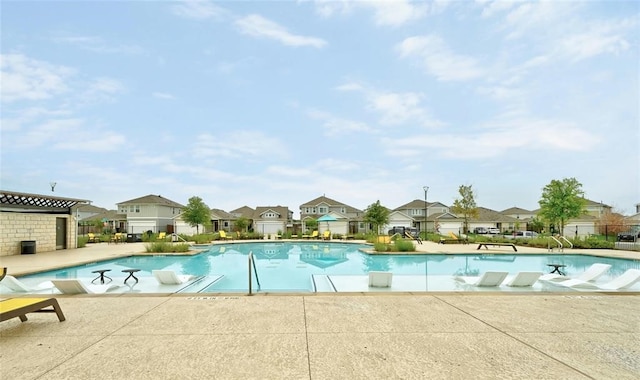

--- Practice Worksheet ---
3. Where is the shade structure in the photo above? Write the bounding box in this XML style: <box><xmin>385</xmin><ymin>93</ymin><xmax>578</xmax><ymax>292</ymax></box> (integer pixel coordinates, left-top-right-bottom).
<box><xmin>317</xmin><ymin>214</ymin><xmax>337</xmax><ymax>222</ymax></box>
<box><xmin>317</xmin><ymin>214</ymin><xmax>338</xmax><ymax>234</ymax></box>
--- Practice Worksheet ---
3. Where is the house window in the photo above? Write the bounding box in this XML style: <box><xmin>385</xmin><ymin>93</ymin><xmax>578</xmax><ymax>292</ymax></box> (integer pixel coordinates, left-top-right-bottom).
<box><xmin>341</xmin><ymin>207</ymin><xmax>345</xmax><ymax>213</ymax></box>
<box><xmin>135</xmin><ymin>205</ymin><xmax>140</xmax><ymax>213</ymax></box>
<box><xmin>223</xmin><ymin>221</ymin><xmax>229</xmax><ymax>227</ymax></box>
<box><xmin>319</xmin><ymin>206</ymin><xmax>327</xmax><ymax>214</ymax></box>
<box><xmin>129</xmin><ymin>205</ymin><xmax>134</xmax><ymax>212</ymax></box>
<box><xmin>264</xmin><ymin>212</ymin><xmax>277</xmax><ymax>218</ymax></box>
<box><xmin>312</xmin><ymin>207</ymin><xmax>317</xmax><ymax>213</ymax></box>
<box><xmin>359</xmin><ymin>222</ymin><xmax>365</xmax><ymax>229</ymax></box>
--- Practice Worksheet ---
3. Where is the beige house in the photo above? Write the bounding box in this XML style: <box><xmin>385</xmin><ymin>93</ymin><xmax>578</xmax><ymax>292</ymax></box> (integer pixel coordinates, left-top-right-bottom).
<box><xmin>229</xmin><ymin>206</ymin><xmax>256</xmax><ymax>232</ymax></box>
<box><xmin>1</xmin><ymin>190</ymin><xmax>89</xmax><ymax>256</ymax></box>
<box><xmin>253</xmin><ymin>206</ymin><xmax>292</xmax><ymax>236</ymax></box>
<box><xmin>393</xmin><ymin>200</ymin><xmax>450</xmax><ymax>232</ymax></box>
<box><xmin>299</xmin><ymin>195</ymin><xmax>364</xmax><ymax>235</ymax></box>
<box><xmin>117</xmin><ymin>194</ymin><xmax>183</xmax><ymax>234</ymax></box>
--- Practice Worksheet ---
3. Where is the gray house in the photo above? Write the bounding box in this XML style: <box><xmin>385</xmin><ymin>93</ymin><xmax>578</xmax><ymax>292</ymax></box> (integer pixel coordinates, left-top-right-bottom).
<box><xmin>117</xmin><ymin>194</ymin><xmax>183</xmax><ymax>234</ymax></box>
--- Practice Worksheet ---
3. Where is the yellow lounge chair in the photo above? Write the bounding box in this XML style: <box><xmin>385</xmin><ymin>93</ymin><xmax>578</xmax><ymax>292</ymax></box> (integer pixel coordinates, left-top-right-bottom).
<box><xmin>310</xmin><ymin>230</ymin><xmax>319</xmax><ymax>239</ymax></box>
<box><xmin>0</xmin><ymin>298</ymin><xmax>66</xmax><ymax>323</ymax></box>
<box><xmin>322</xmin><ymin>230</ymin><xmax>331</xmax><ymax>240</ymax></box>
<box><xmin>158</xmin><ymin>232</ymin><xmax>167</xmax><ymax>240</ymax></box>
<box><xmin>219</xmin><ymin>230</ymin><xmax>233</xmax><ymax>240</ymax></box>
<box><xmin>87</xmin><ymin>233</ymin><xmax>98</xmax><ymax>243</ymax></box>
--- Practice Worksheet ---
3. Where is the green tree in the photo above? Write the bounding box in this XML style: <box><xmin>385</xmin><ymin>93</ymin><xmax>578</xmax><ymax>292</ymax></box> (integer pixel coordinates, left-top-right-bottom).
<box><xmin>528</xmin><ymin>216</ymin><xmax>545</xmax><ymax>233</ymax></box>
<box><xmin>538</xmin><ymin>177</ymin><xmax>586</xmax><ymax>235</ymax></box>
<box><xmin>181</xmin><ymin>196</ymin><xmax>211</xmax><ymax>234</ymax></box>
<box><xmin>364</xmin><ymin>200</ymin><xmax>390</xmax><ymax>235</ymax></box>
<box><xmin>305</xmin><ymin>219</ymin><xmax>318</xmax><ymax>232</ymax></box>
<box><xmin>450</xmin><ymin>184</ymin><xmax>478</xmax><ymax>234</ymax></box>
<box><xmin>233</xmin><ymin>216</ymin><xmax>250</xmax><ymax>232</ymax></box>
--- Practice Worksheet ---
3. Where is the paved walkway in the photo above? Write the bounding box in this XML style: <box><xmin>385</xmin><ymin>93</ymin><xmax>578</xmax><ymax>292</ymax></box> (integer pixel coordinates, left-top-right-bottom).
<box><xmin>1</xmin><ymin>242</ymin><xmax>639</xmax><ymax>379</ymax></box>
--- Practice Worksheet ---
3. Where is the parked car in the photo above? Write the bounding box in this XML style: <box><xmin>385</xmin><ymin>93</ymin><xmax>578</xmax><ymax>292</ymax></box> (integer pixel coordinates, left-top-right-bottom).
<box><xmin>473</xmin><ymin>227</ymin><xmax>488</xmax><ymax>234</ymax></box>
<box><xmin>617</xmin><ymin>231</ymin><xmax>640</xmax><ymax>242</ymax></box>
<box><xmin>515</xmin><ymin>231</ymin><xmax>538</xmax><ymax>238</ymax></box>
<box><xmin>388</xmin><ymin>226</ymin><xmax>419</xmax><ymax>236</ymax></box>
<box><xmin>488</xmin><ymin>228</ymin><xmax>501</xmax><ymax>234</ymax></box>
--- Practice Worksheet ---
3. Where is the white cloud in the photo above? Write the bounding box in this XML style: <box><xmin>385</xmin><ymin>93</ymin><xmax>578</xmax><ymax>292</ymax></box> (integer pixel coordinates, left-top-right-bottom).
<box><xmin>337</xmin><ymin>82</ymin><xmax>444</xmax><ymax>128</ymax></box>
<box><xmin>171</xmin><ymin>0</ymin><xmax>226</xmax><ymax>20</ymax></box>
<box><xmin>0</xmin><ymin>54</ymin><xmax>73</xmax><ymax>102</ymax></box>
<box><xmin>193</xmin><ymin>130</ymin><xmax>289</xmax><ymax>160</ymax></box>
<box><xmin>307</xmin><ymin>109</ymin><xmax>374</xmax><ymax>136</ymax></box>
<box><xmin>52</xmin><ymin>35</ymin><xmax>144</xmax><ymax>54</ymax></box>
<box><xmin>397</xmin><ymin>35</ymin><xmax>484</xmax><ymax>81</ymax></box>
<box><xmin>313</xmin><ymin>0</ymin><xmax>430</xmax><ymax>26</ymax></box>
<box><xmin>152</xmin><ymin>92</ymin><xmax>176</xmax><ymax>100</ymax></box>
<box><xmin>558</xmin><ymin>20</ymin><xmax>634</xmax><ymax>62</ymax></box>
<box><xmin>388</xmin><ymin>118</ymin><xmax>600</xmax><ymax>159</ymax></box>
<box><xmin>364</xmin><ymin>0</ymin><xmax>428</xmax><ymax>27</ymax></box>
<box><xmin>11</xmin><ymin>118</ymin><xmax>126</xmax><ymax>152</ymax></box>
<box><xmin>235</xmin><ymin>14</ymin><xmax>327</xmax><ymax>48</ymax></box>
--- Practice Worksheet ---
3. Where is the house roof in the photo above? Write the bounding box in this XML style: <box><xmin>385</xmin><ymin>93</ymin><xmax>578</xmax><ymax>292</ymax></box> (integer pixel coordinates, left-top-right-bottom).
<box><xmin>467</xmin><ymin>207</ymin><xmax>518</xmax><ymax>222</ymax></box>
<box><xmin>80</xmin><ymin>209</ymin><xmax>126</xmax><ymax>222</ymax></box>
<box><xmin>229</xmin><ymin>206</ymin><xmax>255</xmax><ymax>218</ymax></box>
<box><xmin>393</xmin><ymin>199</ymin><xmax>439</xmax><ymax>211</ymax></box>
<box><xmin>210</xmin><ymin>208</ymin><xmax>235</xmax><ymax>220</ymax></box>
<box><xmin>583</xmin><ymin>198</ymin><xmax>611</xmax><ymax>208</ymax></box>
<box><xmin>117</xmin><ymin>194</ymin><xmax>184</xmax><ymax>208</ymax></box>
<box><xmin>254</xmin><ymin>206</ymin><xmax>290</xmax><ymax>219</ymax></box>
<box><xmin>501</xmin><ymin>207</ymin><xmax>532</xmax><ymax>214</ymax></box>
<box><xmin>300</xmin><ymin>195</ymin><xmax>363</xmax><ymax>213</ymax></box>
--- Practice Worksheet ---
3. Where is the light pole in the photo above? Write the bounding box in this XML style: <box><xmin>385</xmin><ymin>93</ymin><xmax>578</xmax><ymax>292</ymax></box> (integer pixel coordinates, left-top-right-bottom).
<box><xmin>423</xmin><ymin>186</ymin><xmax>429</xmax><ymax>237</ymax></box>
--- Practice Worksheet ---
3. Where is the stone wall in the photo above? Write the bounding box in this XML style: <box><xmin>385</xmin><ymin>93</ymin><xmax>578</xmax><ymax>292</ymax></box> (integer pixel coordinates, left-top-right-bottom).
<box><xmin>0</xmin><ymin>212</ymin><xmax>77</xmax><ymax>256</ymax></box>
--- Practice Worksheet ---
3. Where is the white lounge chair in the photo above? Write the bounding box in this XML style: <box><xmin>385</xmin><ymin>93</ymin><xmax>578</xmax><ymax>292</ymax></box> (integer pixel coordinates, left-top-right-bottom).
<box><xmin>539</xmin><ymin>263</ymin><xmax>611</xmax><ymax>282</ymax></box>
<box><xmin>505</xmin><ymin>271</ymin><xmax>542</xmax><ymax>287</ymax></box>
<box><xmin>557</xmin><ymin>269</ymin><xmax>640</xmax><ymax>290</ymax></box>
<box><xmin>152</xmin><ymin>270</ymin><xmax>195</xmax><ymax>285</ymax></box>
<box><xmin>1</xmin><ymin>275</ymin><xmax>55</xmax><ymax>292</ymax></box>
<box><xmin>454</xmin><ymin>271</ymin><xmax>508</xmax><ymax>287</ymax></box>
<box><xmin>51</xmin><ymin>279</ymin><xmax>120</xmax><ymax>294</ymax></box>
<box><xmin>368</xmin><ymin>271</ymin><xmax>393</xmax><ymax>288</ymax></box>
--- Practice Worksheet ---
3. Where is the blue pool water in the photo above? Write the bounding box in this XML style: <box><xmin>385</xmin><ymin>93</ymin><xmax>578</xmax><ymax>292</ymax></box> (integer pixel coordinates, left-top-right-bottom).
<box><xmin>18</xmin><ymin>242</ymin><xmax>640</xmax><ymax>293</ymax></box>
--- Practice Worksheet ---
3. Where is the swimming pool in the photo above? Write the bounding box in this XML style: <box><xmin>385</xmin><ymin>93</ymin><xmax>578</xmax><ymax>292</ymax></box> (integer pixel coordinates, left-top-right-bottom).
<box><xmin>14</xmin><ymin>242</ymin><xmax>640</xmax><ymax>293</ymax></box>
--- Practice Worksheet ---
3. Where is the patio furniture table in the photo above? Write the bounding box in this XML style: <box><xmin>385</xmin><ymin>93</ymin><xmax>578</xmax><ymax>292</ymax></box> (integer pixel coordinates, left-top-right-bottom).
<box><xmin>91</xmin><ymin>269</ymin><xmax>112</xmax><ymax>284</ymax></box>
<box><xmin>547</xmin><ymin>264</ymin><xmax>566</xmax><ymax>275</ymax></box>
<box><xmin>122</xmin><ymin>269</ymin><xmax>141</xmax><ymax>284</ymax></box>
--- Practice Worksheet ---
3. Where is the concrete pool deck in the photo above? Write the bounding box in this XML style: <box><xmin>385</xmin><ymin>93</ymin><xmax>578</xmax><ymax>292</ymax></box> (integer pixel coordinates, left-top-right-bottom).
<box><xmin>1</xmin><ymin>241</ymin><xmax>640</xmax><ymax>379</ymax></box>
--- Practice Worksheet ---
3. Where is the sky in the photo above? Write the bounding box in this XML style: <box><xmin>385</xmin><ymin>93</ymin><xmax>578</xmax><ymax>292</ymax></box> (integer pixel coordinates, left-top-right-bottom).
<box><xmin>1</xmin><ymin>0</ymin><xmax>639</xmax><ymax>217</ymax></box>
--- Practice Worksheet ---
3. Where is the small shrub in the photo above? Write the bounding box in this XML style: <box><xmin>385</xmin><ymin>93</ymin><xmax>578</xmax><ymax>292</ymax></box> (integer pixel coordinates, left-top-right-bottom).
<box><xmin>77</xmin><ymin>236</ymin><xmax>88</xmax><ymax>248</ymax></box>
<box><xmin>393</xmin><ymin>238</ymin><xmax>416</xmax><ymax>252</ymax></box>
<box><xmin>373</xmin><ymin>242</ymin><xmax>390</xmax><ymax>252</ymax></box>
<box><xmin>145</xmin><ymin>242</ymin><xmax>191</xmax><ymax>253</ymax></box>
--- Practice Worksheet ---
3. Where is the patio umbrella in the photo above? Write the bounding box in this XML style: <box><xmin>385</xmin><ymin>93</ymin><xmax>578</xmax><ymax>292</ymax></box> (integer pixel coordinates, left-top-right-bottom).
<box><xmin>317</xmin><ymin>214</ymin><xmax>337</xmax><ymax>230</ymax></box>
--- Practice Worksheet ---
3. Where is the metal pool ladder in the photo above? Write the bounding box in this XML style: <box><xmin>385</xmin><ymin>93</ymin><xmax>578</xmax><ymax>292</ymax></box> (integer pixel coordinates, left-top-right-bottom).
<box><xmin>248</xmin><ymin>251</ymin><xmax>261</xmax><ymax>295</ymax></box>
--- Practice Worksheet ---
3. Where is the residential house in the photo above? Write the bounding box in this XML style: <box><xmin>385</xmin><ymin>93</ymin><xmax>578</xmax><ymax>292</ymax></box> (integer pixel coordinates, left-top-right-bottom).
<box><xmin>1</xmin><ymin>190</ymin><xmax>89</xmax><ymax>256</ymax></box>
<box><xmin>299</xmin><ymin>195</ymin><xmax>364</xmax><ymax>235</ymax></box>
<box><xmin>393</xmin><ymin>200</ymin><xmax>450</xmax><ymax>232</ymax></box>
<box><xmin>383</xmin><ymin>210</ymin><xmax>413</xmax><ymax>234</ymax></box>
<box><xmin>582</xmin><ymin>198</ymin><xmax>612</xmax><ymax>218</ymax></box>
<box><xmin>501</xmin><ymin>207</ymin><xmax>537</xmax><ymax>227</ymax></box>
<box><xmin>624</xmin><ymin>204</ymin><xmax>640</xmax><ymax>225</ymax></box>
<box><xmin>229</xmin><ymin>206</ymin><xmax>256</xmax><ymax>232</ymax></box>
<box><xmin>211</xmin><ymin>208</ymin><xmax>236</xmax><ymax>232</ymax></box>
<box><xmin>467</xmin><ymin>207</ymin><xmax>519</xmax><ymax>233</ymax></box>
<box><xmin>79</xmin><ymin>209</ymin><xmax>127</xmax><ymax>234</ymax></box>
<box><xmin>117</xmin><ymin>194</ymin><xmax>183</xmax><ymax>234</ymax></box>
<box><xmin>253</xmin><ymin>206</ymin><xmax>292</xmax><ymax>236</ymax></box>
